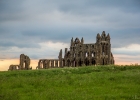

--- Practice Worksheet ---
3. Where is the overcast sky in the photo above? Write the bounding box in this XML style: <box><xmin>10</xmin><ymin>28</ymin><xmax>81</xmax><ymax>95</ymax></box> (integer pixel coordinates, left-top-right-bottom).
<box><xmin>0</xmin><ymin>0</ymin><xmax>140</xmax><ymax>69</ymax></box>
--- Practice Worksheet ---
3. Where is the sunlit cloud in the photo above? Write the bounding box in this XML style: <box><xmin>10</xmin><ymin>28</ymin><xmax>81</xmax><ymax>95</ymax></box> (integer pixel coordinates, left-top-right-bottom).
<box><xmin>113</xmin><ymin>44</ymin><xmax>140</xmax><ymax>65</ymax></box>
<box><xmin>112</xmin><ymin>44</ymin><xmax>140</xmax><ymax>55</ymax></box>
<box><xmin>0</xmin><ymin>59</ymin><xmax>39</xmax><ymax>71</ymax></box>
<box><xmin>114</xmin><ymin>54</ymin><xmax>140</xmax><ymax>65</ymax></box>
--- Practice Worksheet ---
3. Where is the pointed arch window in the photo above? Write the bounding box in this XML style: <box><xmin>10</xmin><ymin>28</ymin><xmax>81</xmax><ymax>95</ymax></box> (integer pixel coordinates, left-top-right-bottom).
<box><xmin>86</xmin><ymin>52</ymin><xmax>88</xmax><ymax>57</ymax></box>
<box><xmin>92</xmin><ymin>53</ymin><xmax>94</xmax><ymax>57</ymax></box>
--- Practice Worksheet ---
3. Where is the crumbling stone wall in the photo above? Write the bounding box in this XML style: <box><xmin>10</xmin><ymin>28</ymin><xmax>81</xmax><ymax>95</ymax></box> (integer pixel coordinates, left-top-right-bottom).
<box><xmin>37</xmin><ymin>31</ymin><xmax>115</xmax><ymax>69</ymax></box>
<box><xmin>64</xmin><ymin>31</ymin><xmax>114</xmax><ymax>67</ymax></box>
<box><xmin>8</xmin><ymin>54</ymin><xmax>31</xmax><ymax>71</ymax></box>
<box><xmin>8</xmin><ymin>65</ymin><xmax>20</xmax><ymax>71</ymax></box>
<box><xmin>37</xmin><ymin>59</ymin><xmax>59</xmax><ymax>69</ymax></box>
<box><xmin>20</xmin><ymin>54</ymin><xmax>31</xmax><ymax>70</ymax></box>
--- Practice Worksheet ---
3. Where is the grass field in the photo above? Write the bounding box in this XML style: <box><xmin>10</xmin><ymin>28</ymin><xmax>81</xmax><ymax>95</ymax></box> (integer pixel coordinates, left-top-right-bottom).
<box><xmin>0</xmin><ymin>65</ymin><xmax>140</xmax><ymax>100</ymax></box>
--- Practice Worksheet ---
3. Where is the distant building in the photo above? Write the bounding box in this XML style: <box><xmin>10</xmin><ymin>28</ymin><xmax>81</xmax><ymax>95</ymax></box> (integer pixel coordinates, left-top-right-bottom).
<box><xmin>8</xmin><ymin>54</ymin><xmax>32</xmax><ymax>71</ymax></box>
<box><xmin>37</xmin><ymin>31</ymin><xmax>115</xmax><ymax>69</ymax></box>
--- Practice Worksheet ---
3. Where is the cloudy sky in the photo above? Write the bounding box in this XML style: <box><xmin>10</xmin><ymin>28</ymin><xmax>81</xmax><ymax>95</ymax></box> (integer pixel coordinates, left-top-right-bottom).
<box><xmin>0</xmin><ymin>0</ymin><xmax>140</xmax><ymax>71</ymax></box>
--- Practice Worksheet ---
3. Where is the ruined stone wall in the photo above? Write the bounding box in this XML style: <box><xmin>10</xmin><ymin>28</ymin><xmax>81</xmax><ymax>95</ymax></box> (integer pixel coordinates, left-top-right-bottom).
<box><xmin>20</xmin><ymin>54</ymin><xmax>31</xmax><ymax>70</ymax></box>
<box><xmin>37</xmin><ymin>59</ymin><xmax>59</xmax><ymax>69</ymax></box>
<box><xmin>64</xmin><ymin>31</ymin><xmax>114</xmax><ymax>67</ymax></box>
<box><xmin>8</xmin><ymin>65</ymin><xmax>20</xmax><ymax>71</ymax></box>
<box><xmin>8</xmin><ymin>54</ymin><xmax>31</xmax><ymax>71</ymax></box>
<box><xmin>37</xmin><ymin>31</ymin><xmax>114</xmax><ymax>69</ymax></box>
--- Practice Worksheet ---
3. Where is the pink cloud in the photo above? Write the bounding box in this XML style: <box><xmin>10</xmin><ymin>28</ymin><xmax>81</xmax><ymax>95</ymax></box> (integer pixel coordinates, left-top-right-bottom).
<box><xmin>114</xmin><ymin>54</ymin><xmax>140</xmax><ymax>65</ymax></box>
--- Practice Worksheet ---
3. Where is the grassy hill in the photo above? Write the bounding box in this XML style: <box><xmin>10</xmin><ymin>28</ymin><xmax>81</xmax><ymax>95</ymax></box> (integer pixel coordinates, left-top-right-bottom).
<box><xmin>0</xmin><ymin>65</ymin><xmax>140</xmax><ymax>100</ymax></box>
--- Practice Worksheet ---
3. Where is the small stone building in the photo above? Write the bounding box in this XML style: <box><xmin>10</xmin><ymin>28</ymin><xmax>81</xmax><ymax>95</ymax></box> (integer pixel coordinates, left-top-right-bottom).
<box><xmin>37</xmin><ymin>31</ymin><xmax>114</xmax><ymax>69</ymax></box>
<box><xmin>8</xmin><ymin>54</ymin><xmax>31</xmax><ymax>71</ymax></box>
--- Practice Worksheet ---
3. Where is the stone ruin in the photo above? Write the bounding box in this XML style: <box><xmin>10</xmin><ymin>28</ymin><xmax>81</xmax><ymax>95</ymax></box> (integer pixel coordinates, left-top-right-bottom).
<box><xmin>8</xmin><ymin>54</ymin><xmax>32</xmax><ymax>71</ymax></box>
<box><xmin>8</xmin><ymin>31</ymin><xmax>115</xmax><ymax>70</ymax></box>
<box><xmin>37</xmin><ymin>31</ymin><xmax>115</xmax><ymax>69</ymax></box>
<box><xmin>36</xmin><ymin>59</ymin><xmax>60</xmax><ymax>69</ymax></box>
<box><xmin>8</xmin><ymin>65</ymin><xmax>20</xmax><ymax>71</ymax></box>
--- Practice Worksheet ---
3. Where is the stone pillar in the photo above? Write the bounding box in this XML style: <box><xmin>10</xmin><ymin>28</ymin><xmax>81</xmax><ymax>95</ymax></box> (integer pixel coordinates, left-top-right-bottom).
<box><xmin>59</xmin><ymin>49</ymin><xmax>63</xmax><ymax>67</ymax></box>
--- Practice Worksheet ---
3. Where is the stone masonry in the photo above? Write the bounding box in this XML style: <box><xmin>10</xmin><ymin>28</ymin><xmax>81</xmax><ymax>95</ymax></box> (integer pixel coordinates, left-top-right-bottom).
<box><xmin>8</xmin><ymin>54</ymin><xmax>31</xmax><ymax>71</ymax></box>
<box><xmin>37</xmin><ymin>31</ymin><xmax>115</xmax><ymax>69</ymax></box>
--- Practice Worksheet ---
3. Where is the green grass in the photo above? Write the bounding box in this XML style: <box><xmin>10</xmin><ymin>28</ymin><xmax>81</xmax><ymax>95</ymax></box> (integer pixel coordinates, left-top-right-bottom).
<box><xmin>0</xmin><ymin>65</ymin><xmax>140</xmax><ymax>100</ymax></box>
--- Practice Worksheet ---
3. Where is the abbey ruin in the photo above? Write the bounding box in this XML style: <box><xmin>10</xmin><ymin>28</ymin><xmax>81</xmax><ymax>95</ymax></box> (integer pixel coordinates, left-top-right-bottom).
<box><xmin>8</xmin><ymin>54</ymin><xmax>32</xmax><ymax>71</ymax></box>
<box><xmin>37</xmin><ymin>31</ymin><xmax>115</xmax><ymax>69</ymax></box>
<box><xmin>8</xmin><ymin>31</ymin><xmax>115</xmax><ymax>70</ymax></box>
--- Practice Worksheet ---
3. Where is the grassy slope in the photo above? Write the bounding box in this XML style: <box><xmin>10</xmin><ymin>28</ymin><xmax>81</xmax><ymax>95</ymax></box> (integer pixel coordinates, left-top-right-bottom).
<box><xmin>0</xmin><ymin>65</ymin><xmax>140</xmax><ymax>100</ymax></box>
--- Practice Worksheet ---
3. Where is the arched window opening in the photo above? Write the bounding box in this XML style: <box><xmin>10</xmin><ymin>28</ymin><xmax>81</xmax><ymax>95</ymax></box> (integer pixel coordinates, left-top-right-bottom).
<box><xmin>102</xmin><ymin>44</ymin><xmax>105</xmax><ymax>55</ymax></box>
<box><xmin>85</xmin><ymin>59</ymin><xmax>89</xmax><ymax>66</ymax></box>
<box><xmin>79</xmin><ymin>59</ymin><xmax>82</xmax><ymax>66</ymax></box>
<box><xmin>40</xmin><ymin>61</ymin><xmax>43</xmax><ymax>68</ymax></box>
<box><xmin>92</xmin><ymin>59</ymin><xmax>96</xmax><ymax>65</ymax></box>
<box><xmin>92</xmin><ymin>45</ymin><xmax>94</xmax><ymax>48</ymax></box>
<box><xmin>86</xmin><ymin>52</ymin><xmax>88</xmax><ymax>57</ymax></box>
<box><xmin>92</xmin><ymin>53</ymin><xmax>94</xmax><ymax>57</ymax></box>
<box><xmin>23</xmin><ymin>62</ymin><xmax>25</xmax><ymax>68</ymax></box>
<box><xmin>103</xmin><ymin>59</ymin><xmax>105</xmax><ymax>65</ymax></box>
<box><xmin>51</xmin><ymin>61</ymin><xmax>53</xmax><ymax>67</ymax></box>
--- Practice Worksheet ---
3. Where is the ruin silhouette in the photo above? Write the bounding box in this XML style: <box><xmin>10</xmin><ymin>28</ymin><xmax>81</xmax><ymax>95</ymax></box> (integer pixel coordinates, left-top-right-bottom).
<box><xmin>8</xmin><ymin>31</ymin><xmax>114</xmax><ymax>70</ymax></box>
<box><xmin>8</xmin><ymin>54</ymin><xmax>32</xmax><ymax>70</ymax></box>
<box><xmin>37</xmin><ymin>31</ymin><xmax>114</xmax><ymax>69</ymax></box>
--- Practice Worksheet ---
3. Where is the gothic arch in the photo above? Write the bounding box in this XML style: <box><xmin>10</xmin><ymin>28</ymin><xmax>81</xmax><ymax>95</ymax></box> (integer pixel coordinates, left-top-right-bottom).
<box><xmin>20</xmin><ymin>54</ymin><xmax>30</xmax><ymax>70</ymax></box>
<box><xmin>91</xmin><ymin>59</ymin><xmax>96</xmax><ymax>65</ymax></box>
<box><xmin>85</xmin><ymin>51</ymin><xmax>89</xmax><ymax>58</ymax></box>
<box><xmin>85</xmin><ymin>58</ymin><xmax>89</xmax><ymax>66</ymax></box>
<box><xmin>78</xmin><ymin>59</ymin><xmax>82</xmax><ymax>66</ymax></box>
<box><xmin>40</xmin><ymin>60</ymin><xmax>43</xmax><ymax>68</ymax></box>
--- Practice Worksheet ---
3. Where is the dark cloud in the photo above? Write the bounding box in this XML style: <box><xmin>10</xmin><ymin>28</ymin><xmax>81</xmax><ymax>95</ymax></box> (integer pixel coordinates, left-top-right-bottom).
<box><xmin>0</xmin><ymin>41</ymin><xmax>40</xmax><ymax>48</ymax></box>
<box><xmin>0</xmin><ymin>0</ymin><xmax>140</xmax><ymax>59</ymax></box>
<box><xmin>58</xmin><ymin>0</ymin><xmax>140</xmax><ymax>15</ymax></box>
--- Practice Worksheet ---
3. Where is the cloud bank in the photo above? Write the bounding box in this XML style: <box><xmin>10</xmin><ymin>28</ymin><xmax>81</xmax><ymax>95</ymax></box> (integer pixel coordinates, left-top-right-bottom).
<box><xmin>0</xmin><ymin>0</ymin><xmax>140</xmax><ymax>68</ymax></box>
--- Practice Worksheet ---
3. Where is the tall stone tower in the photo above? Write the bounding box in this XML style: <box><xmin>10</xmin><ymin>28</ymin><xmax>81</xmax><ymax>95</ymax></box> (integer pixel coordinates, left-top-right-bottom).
<box><xmin>96</xmin><ymin>31</ymin><xmax>114</xmax><ymax>65</ymax></box>
<box><xmin>20</xmin><ymin>54</ymin><xmax>30</xmax><ymax>69</ymax></box>
<box><xmin>58</xmin><ymin>49</ymin><xmax>63</xmax><ymax>67</ymax></box>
